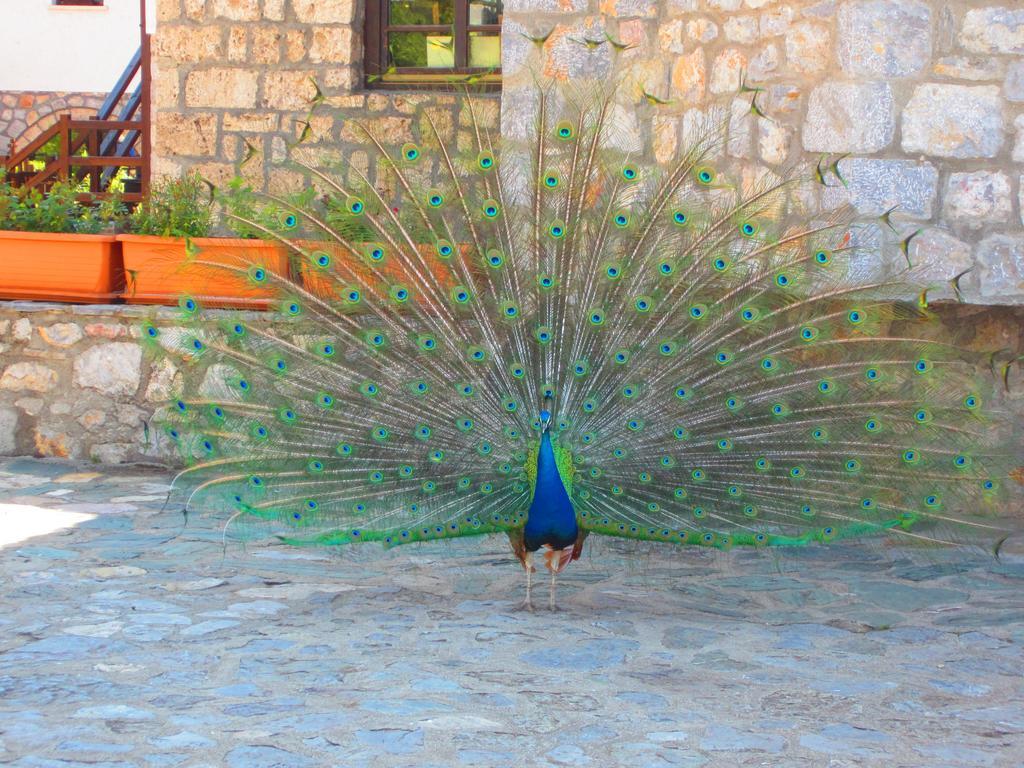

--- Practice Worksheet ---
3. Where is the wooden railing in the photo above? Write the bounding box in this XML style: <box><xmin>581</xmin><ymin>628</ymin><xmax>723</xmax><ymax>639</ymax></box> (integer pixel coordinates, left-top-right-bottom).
<box><xmin>2</xmin><ymin>34</ymin><xmax>150</xmax><ymax>204</ymax></box>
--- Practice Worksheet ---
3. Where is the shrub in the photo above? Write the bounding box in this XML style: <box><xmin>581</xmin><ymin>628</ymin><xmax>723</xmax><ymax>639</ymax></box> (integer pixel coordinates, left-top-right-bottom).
<box><xmin>130</xmin><ymin>173</ymin><xmax>212</xmax><ymax>238</ymax></box>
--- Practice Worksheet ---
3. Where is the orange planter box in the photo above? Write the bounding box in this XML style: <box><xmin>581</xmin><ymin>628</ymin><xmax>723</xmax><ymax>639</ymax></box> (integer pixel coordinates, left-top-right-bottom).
<box><xmin>118</xmin><ymin>235</ymin><xmax>291</xmax><ymax>309</ymax></box>
<box><xmin>296</xmin><ymin>241</ymin><xmax>462</xmax><ymax>302</ymax></box>
<box><xmin>0</xmin><ymin>230</ymin><xmax>124</xmax><ymax>303</ymax></box>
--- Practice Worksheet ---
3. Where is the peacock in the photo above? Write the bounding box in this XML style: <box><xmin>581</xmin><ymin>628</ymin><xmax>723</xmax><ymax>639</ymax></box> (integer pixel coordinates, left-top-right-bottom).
<box><xmin>143</xmin><ymin>73</ymin><xmax>1022</xmax><ymax>611</ymax></box>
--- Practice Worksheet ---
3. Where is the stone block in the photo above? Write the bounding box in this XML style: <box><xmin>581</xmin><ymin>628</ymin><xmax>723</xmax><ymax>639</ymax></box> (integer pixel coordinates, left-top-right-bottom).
<box><xmin>901</xmin><ymin>84</ymin><xmax>1003</xmax><ymax>159</ymax></box>
<box><xmin>710</xmin><ymin>49</ymin><xmax>746</xmax><ymax>94</ymax></box>
<box><xmin>657</xmin><ymin>19</ymin><xmax>685</xmax><ymax>53</ymax></box>
<box><xmin>264</xmin><ymin>0</ymin><xmax>285</xmax><ymax>21</ymax></box>
<box><xmin>785</xmin><ymin>22</ymin><xmax>830</xmax><ymax>73</ymax></box>
<box><xmin>723</xmin><ymin>16</ymin><xmax>759</xmax><ymax>44</ymax></box>
<box><xmin>975</xmin><ymin>235</ymin><xmax>1024</xmax><ymax>303</ymax></box>
<box><xmin>292</xmin><ymin>0</ymin><xmax>355</xmax><ymax>24</ymax></box>
<box><xmin>960</xmin><ymin>7</ymin><xmax>1024</xmax><ymax>55</ymax></box>
<box><xmin>284</xmin><ymin>29</ymin><xmax>306</xmax><ymax>63</ymax></box>
<box><xmin>0</xmin><ymin>407</ymin><xmax>18</xmax><ymax>455</ymax></box>
<box><xmin>78</xmin><ymin>409</ymin><xmax>107</xmax><ymax>429</ymax></box>
<box><xmin>653</xmin><ymin>116</ymin><xmax>679</xmax><ymax>165</ymax></box>
<box><xmin>837</xmin><ymin>0</ymin><xmax>931</xmax><ymax>77</ymax></box>
<box><xmin>154</xmin><ymin>112</ymin><xmax>217</xmax><ymax>158</ymax></box>
<box><xmin>500</xmin><ymin>20</ymin><xmax>531</xmax><ymax>77</ymax></box>
<box><xmin>908</xmin><ymin>228</ymin><xmax>973</xmax><ymax>296</ymax></box>
<box><xmin>309</xmin><ymin>26</ymin><xmax>355</xmax><ymax>64</ymax></box>
<box><xmin>943</xmin><ymin>171</ymin><xmax>1012</xmax><ymax>226</ymax></box>
<box><xmin>261</xmin><ymin>71</ymin><xmax>317</xmax><ymax>111</ymax></box>
<box><xmin>802</xmin><ymin>81</ymin><xmax>894</xmax><ymax>153</ymax></box>
<box><xmin>339</xmin><ymin>116</ymin><xmax>412</xmax><ymax>144</ymax></box>
<box><xmin>84</xmin><ymin>323</ymin><xmax>127</xmax><ymax>339</ymax></box>
<box><xmin>1005</xmin><ymin>61</ymin><xmax>1024</xmax><ymax>103</ymax></box>
<box><xmin>1013</xmin><ymin>115</ymin><xmax>1024</xmax><ymax>162</ymax></box>
<box><xmin>151</xmin><ymin>65</ymin><xmax>180</xmax><ymax>110</ymax></box>
<box><xmin>222</xmin><ymin>112</ymin><xmax>280</xmax><ymax>133</ymax></box>
<box><xmin>228</xmin><ymin>26</ymin><xmax>247</xmax><ymax>62</ymax></box>
<box><xmin>932</xmin><ymin>56</ymin><xmax>1004</xmax><ymax>82</ymax></box>
<box><xmin>210</xmin><ymin>0</ymin><xmax>260</xmax><ymax>21</ymax></box>
<box><xmin>185</xmin><ymin>68</ymin><xmax>258</xmax><ymax>109</ymax></box>
<box><xmin>543</xmin><ymin>21</ymin><xmax>611</xmax><ymax>82</ymax></box>
<box><xmin>747</xmin><ymin>43</ymin><xmax>779</xmax><ymax>80</ymax></box>
<box><xmin>39</xmin><ymin>323</ymin><xmax>83</xmax><ymax>348</ymax></box>
<box><xmin>822</xmin><ymin>158</ymin><xmax>937</xmax><ymax>219</ymax></box>
<box><xmin>13</xmin><ymin>318</ymin><xmax>31</xmax><ymax>342</ymax></box>
<box><xmin>158</xmin><ymin>0</ymin><xmax>184</xmax><ymax>21</ymax></box>
<box><xmin>760</xmin><ymin>5</ymin><xmax>793</xmax><ymax>37</ymax></box>
<box><xmin>73</xmin><ymin>343</ymin><xmax>142</xmax><ymax>398</ymax></box>
<box><xmin>250</xmin><ymin>26</ymin><xmax>283</xmax><ymax>65</ymax></box>
<box><xmin>599</xmin><ymin>0</ymin><xmax>658</xmax><ymax>17</ymax></box>
<box><xmin>687</xmin><ymin>18</ymin><xmax>719</xmax><ymax>43</ymax></box>
<box><xmin>0</xmin><ymin>363</ymin><xmax>58</xmax><ymax>393</ymax></box>
<box><xmin>153</xmin><ymin>24</ymin><xmax>223</xmax><ymax>63</ymax></box>
<box><xmin>758</xmin><ymin>119</ymin><xmax>789</xmax><ymax>165</ymax></box>
<box><xmin>670</xmin><ymin>48</ymin><xmax>706</xmax><ymax>103</ymax></box>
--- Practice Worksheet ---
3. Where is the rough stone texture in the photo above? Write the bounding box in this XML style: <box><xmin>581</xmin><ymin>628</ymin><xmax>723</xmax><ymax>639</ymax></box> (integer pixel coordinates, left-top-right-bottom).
<box><xmin>72</xmin><ymin>343</ymin><xmax>143</xmax><ymax>398</ymax></box>
<box><xmin>944</xmin><ymin>172</ymin><xmax>1013</xmax><ymax>227</ymax></box>
<box><xmin>837</xmin><ymin>0</ymin><xmax>931</xmax><ymax>77</ymax></box>
<box><xmin>960</xmin><ymin>7</ymin><xmax>1024</xmax><ymax>55</ymax></box>
<box><xmin>1006</xmin><ymin>61</ymin><xmax>1024</xmax><ymax>103</ymax></box>
<box><xmin>802</xmin><ymin>81</ymin><xmax>894</xmax><ymax>153</ymax></box>
<box><xmin>0</xmin><ymin>362</ymin><xmax>58</xmax><ymax>394</ymax></box>
<box><xmin>1014</xmin><ymin>115</ymin><xmax>1024</xmax><ymax>163</ymax></box>
<box><xmin>184</xmin><ymin>68</ymin><xmax>259</xmax><ymax>109</ymax></box>
<box><xmin>901</xmin><ymin>84</ymin><xmax>1004</xmax><ymax>159</ymax></box>
<box><xmin>823</xmin><ymin>158</ymin><xmax>937</xmax><ymax>219</ymax></box>
<box><xmin>0</xmin><ymin>406</ymin><xmax>17</xmax><ymax>455</ymax></box>
<box><xmin>975</xmin><ymin>235</ymin><xmax>1024</xmax><ymax>303</ymax></box>
<box><xmin>38</xmin><ymin>323</ymin><xmax>84</xmax><ymax>349</ymax></box>
<box><xmin>0</xmin><ymin>90</ymin><xmax>105</xmax><ymax>156</ymax></box>
<box><xmin>908</xmin><ymin>228</ymin><xmax>974</xmax><ymax>298</ymax></box>
<box><xmin>0</xmin><ymin>457</ymin><xmax>1022</xmax><ymax>764</ymax></box>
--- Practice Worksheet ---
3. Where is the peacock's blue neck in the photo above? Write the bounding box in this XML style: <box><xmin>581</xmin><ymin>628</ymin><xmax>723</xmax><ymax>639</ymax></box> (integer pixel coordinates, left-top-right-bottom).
<box><xmin>524</xmin><ymin>431</ymin><xmax>578</xmax><ymax>551</ymax></box>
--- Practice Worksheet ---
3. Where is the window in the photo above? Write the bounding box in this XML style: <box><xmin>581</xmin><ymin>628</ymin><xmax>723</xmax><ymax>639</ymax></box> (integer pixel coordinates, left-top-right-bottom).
<box><xmin>365</xmin><ymin>0</ymin><xmax>502</xmax><ymax>89</ymax></box>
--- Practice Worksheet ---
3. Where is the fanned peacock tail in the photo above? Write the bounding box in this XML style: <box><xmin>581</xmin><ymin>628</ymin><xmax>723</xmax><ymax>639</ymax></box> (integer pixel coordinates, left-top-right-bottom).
<box><xmin>142</xmin><ymin>76</ymin><xmax>1022</xmax><ymax>559</ymax></box>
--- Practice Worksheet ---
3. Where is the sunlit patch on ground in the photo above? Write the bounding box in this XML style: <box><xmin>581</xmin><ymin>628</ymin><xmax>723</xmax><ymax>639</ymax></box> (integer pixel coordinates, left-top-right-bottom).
<box><xmin>0</xmin><ymin>503</ymin><xmax>96</xmax><ymax>549</ymax></box>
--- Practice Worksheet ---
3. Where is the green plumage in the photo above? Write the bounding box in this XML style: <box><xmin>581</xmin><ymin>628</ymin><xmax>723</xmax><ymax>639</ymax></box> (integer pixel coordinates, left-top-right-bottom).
<box><xmin>142</xmin><ymin>75</ymin><xmax>1021</xmax><ymax>570</ymax></box>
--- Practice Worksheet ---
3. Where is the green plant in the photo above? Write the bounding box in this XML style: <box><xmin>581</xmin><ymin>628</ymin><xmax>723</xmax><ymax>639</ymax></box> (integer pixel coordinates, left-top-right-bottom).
<box><xmin>0</xmin><ymin>174</ymin><xmax>120</xmax><ymax>234</ymax></box>
<box><xmin>130</xmin><ymin>173</ymin><xmax>212</xmax><ymax>238</ymax></box>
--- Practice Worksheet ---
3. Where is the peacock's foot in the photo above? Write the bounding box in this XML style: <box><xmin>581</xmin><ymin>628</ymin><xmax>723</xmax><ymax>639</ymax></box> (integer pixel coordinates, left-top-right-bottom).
<box><xmin>516</xmin><ymin>599</ymin><xmax>535</xmax><ymax>613</ymax></box>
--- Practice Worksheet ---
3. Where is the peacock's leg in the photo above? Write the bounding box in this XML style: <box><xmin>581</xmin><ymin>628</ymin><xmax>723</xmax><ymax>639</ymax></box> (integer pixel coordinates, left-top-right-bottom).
<box><xmin>549</xmin><ymin>568</ymin><xmax>558</xmax><ymax>612</ymax></box>
<box><xmin>520</xmin><ymin>552</ymin><xmax>535</xmax><ymax>612</ymax></box>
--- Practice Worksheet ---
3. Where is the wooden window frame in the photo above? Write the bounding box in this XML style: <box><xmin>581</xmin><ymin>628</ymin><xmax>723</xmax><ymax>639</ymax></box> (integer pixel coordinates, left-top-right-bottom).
<box><xmin>365</xmin><ymin>0</ymin><xmax>501</xmax><ymax>91</ymax></box>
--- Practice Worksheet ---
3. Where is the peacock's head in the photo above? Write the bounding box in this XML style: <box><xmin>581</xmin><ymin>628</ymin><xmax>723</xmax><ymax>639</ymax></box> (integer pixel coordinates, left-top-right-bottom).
<box><xmin>539</xmin><ymin>409</ymin><xmax>552</xmax><ymax>432</ymax></box>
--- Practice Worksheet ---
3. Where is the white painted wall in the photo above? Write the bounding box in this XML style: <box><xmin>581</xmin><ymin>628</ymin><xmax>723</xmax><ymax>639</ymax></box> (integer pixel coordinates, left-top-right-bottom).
<box><xmin>0</xmin><ymin>0</ymin><xmax>155</xmax><ymax>93</ymax></box>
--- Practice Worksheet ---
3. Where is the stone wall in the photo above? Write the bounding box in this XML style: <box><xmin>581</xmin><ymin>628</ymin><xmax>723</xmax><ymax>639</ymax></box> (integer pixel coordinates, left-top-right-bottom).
<box><xmin>152</xmin><ymin>0</ymin><xmax>499</xmax><ymax>197</ymax></box>
<box><xmin>502</xmin><ymin>1</ymin><xmax>1024</xmax><ymax>303</ymax></box>
<box><xmin>0</xmin><ymin>303</ymin><xmax>171</xmax><ymax>464</ymax></box>
<box><xmin>1</xmin><ymin>299</ymin><xmax>1021</xmax><ymax>464</ymax></box>
<box><xmin>148</xmin><ymin>1</ymin><xmax>1024</xmax><ymax>303</ymax></box>
<box><xmin>0</xmin><ymin>91</ymin><xmax>106</xmax><ymax>156</ymax></box>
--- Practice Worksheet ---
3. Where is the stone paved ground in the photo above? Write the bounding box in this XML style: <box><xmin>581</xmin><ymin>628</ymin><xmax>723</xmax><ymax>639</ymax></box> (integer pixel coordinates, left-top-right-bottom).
<box><xmin>1</xmin><ymin>458</ymin><xmax>1022</xmax><ymax>768</ymax></box>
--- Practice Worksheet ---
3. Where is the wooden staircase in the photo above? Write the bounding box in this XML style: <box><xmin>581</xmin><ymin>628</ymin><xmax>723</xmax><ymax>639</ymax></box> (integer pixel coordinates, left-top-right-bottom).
<box><xmin>2</xmin><ymin>33</ymin><xmax>151</xmax><ymax>204</ymax></box>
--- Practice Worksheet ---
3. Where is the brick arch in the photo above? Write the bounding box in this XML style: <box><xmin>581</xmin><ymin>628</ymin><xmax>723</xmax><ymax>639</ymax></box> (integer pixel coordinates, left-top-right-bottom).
<box><xmin>1</xmin><ymin>91</ymin><xmax>105</xmax><ymax>155</ymax></box>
